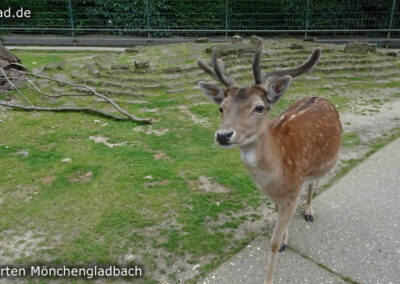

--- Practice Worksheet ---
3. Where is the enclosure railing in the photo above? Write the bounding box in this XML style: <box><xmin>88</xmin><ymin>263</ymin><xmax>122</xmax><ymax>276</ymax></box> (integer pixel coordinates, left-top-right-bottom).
<box><xmin>0</xmin><ymin>0</ymin><xmax>399</xmax><ymax>40</ymax></box>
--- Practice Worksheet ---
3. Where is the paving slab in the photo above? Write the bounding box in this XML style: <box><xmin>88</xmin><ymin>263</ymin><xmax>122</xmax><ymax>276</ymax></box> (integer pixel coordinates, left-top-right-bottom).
<box><xmin>200</xmin><ymin>236</ymin><xmax>345</xmax><ymax>284</ymax></box>
<box><xmin>289</xmin><ymin>138</ymin><xmax>400</xmax><ymax>284</ymax></box>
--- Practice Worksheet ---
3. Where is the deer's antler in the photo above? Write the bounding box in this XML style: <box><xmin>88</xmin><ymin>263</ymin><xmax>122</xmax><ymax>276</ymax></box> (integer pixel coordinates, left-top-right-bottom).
<box><xmin>252</xmin><ymin>39</ymin><xmax>264</xmax><ymax>84</ymax></box>
<box><xmin>252</xmin><ymin>39</ymin><xmax>321</xmax><ymax>85</ymax></box>
<box><xmin>197</xmin><ymin>48</ymin><xmax>235</xmax><ymax>87</ymax></box>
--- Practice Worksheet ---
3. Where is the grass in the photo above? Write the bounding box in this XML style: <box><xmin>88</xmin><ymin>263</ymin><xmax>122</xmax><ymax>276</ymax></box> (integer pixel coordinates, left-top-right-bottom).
<box><xmin>0</xmin><ymin>109</ymin><xmax>260</xmax><ymax>280</ymax></box>
<box><xmin>13</xmin><ymin>50</ymin><xmax>107</xmax><ymax>70</ymax></box>
<box><xmin>326</xmin><ymin>94</ymin><xmax>351</xmax><ymax>112</ymax></box>
<box><xmin>1</xmin><ymin>48</ymin><xmax>267</xmax><ymax>282</ymax></box>
<box><xmin>1</xmin><ymin>41</ymin><xmax>400</xmax><ymax>283</ymax></box>
<box><xmin>342</xmin><ymin>132</ymin><xmax>362</xmax><ymax>148</ymax></box>
<box><xmin>324</xmin><ymin>127</ymin><xmax>400</xmax><ymax>189</ymax></box>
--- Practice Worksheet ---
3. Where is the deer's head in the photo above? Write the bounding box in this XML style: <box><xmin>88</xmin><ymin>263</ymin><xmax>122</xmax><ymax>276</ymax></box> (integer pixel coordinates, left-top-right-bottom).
<box><xmin>197</xmin><ymin>40</ymin><xmax>321</xmax><ymax>149</ymax></box>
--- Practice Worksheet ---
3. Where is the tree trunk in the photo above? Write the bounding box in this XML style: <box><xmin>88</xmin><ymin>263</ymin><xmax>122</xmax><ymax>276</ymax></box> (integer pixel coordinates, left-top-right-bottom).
<box><xmin>0</xmin><ymin>42</ymin><xmax>20</xmax><ymax>68</ymax></box>
<box><xmin>0</xmin><ymin>43</ymin><xmax>26</xmax><ymax>92</ymax></box>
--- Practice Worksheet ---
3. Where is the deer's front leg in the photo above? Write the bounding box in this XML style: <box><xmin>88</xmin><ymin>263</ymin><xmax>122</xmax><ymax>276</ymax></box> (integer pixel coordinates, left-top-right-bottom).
<box><xmin>264</xmin><ymin>199</ymin><xmax>298</xmax><ymax>284</ymax></box>
<box><xmin>279</xmin><ymin>228</ymin><xmax>289</xmax><ymax>252</ymax></box>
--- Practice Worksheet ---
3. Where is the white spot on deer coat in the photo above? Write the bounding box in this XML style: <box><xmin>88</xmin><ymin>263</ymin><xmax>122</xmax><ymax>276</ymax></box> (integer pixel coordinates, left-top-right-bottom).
<box><xmin>241</xmin><ymin>148</ymin><xmax>257</xmax><ymax>165</ymax></box>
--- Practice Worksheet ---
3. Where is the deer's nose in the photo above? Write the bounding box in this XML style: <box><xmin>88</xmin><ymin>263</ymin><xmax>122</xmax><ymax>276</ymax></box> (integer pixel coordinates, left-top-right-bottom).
<box><xmin>216</xmin><ymin>131</ymin><xmax>234</xmax><ymax>145</ymax></box>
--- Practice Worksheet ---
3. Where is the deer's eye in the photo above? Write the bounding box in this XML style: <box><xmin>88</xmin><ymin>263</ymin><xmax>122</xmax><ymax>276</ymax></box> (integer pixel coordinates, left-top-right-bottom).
<box><xmin>254</xmin><ymin>105</ymin><xmax>265</xmax><ymax>113</ymax></box>
<box><xmin>219</xmin><ymin>107</ymin><xmax>223</xmax><ymax>113</ymax></box>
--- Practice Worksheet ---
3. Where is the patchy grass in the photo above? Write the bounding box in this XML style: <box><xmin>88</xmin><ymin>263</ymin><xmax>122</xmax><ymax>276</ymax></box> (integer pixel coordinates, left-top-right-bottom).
<box><xmin>12</xmin><ymin>50</ymin><xmax>107</xmax><ymax>70</ymax></box>
<box><xmin>342</xmin><ymin>132</ymin><xmax>362</xmax><ymax>148</ymax></box>
<box><xmin>1</xmin><ymin>48</ymin><xmax>266</xmax><ymax>283</ymax></box>
<box><xmin>2</xmin><ymin>40</ymin><xmax>400</xmax><ymax>282</ymax></box>
<box><xmin>0</xmin><ymin>107</ymin><xmax>262</xmax><ymax>281</ymax></box>
<box><xmin>324</xmin><ymin>127</ymin><xmax>400</xmax><ymax>189</ymax></box>
<box><xmin>327</xmin><ymin>94</ymin><xmax>351</xmax><ymax>112</ymax></box>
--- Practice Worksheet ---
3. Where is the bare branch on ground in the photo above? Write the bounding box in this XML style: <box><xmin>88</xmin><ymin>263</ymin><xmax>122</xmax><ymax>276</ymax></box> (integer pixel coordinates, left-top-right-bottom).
<box><xmin>0</xmin><ymin>68</ymin><xmax>151</xmax><ymax>124</ymax></box>
<box><xmin>0</xmin><ymin>101</ymin><xmax>132</xmax><ymax>121</ymax></box>
<box><xmin>0</xmin><ymin>68</ymin><xmax>33</xmax><ymax>106</ymax></box>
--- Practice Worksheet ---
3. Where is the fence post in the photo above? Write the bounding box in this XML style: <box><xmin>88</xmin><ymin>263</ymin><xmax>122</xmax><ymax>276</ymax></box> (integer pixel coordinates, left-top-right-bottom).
<box><xmin>145</xmin><ymin>0</ymin><xmax>150</xmax><ymax>38</ymax></box>
<box><xmin>386</xmin><ymin>0</ymin><xmax>396</xmax><ymax>48</ymax></box>
<box><xmin>304</xmin><ymin>0</ymin><xmax>310</xmax><ymax>40</ymax></box>
<box><xmin>225</xmin><ymin>0</ymin><xmax>229</xmax><ymax>38</ymax></box>
<box><xmin>67</xmin><ymin>0</ymin><xmax>75</xmax><ymax>42</ymax></box>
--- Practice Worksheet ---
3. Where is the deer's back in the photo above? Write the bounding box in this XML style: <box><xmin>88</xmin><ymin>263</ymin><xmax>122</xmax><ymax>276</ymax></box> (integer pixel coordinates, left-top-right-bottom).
<box><xmin>271</xmin><ymin>97</ymin><xmax>342</xmax><ymax>180</ymax></box>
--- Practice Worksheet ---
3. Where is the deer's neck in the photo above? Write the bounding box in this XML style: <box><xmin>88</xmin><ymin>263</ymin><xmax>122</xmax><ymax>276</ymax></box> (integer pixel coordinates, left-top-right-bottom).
<box><xmin>240</xmin><ymin>129</ymin><xmax>280</xmax><ymax>168</ymax></box>
<box><xmin>239</xmin><ymin>123</ymin><xmax>282</xmax><ymax>191</ymax></box>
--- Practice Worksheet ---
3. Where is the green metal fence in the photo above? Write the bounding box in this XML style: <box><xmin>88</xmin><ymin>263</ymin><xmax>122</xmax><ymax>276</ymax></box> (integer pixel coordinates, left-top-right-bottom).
<box><xmin>0</xmin><ymin>0</ymin><xmax>399</xmax><ymax>40</ymax></box>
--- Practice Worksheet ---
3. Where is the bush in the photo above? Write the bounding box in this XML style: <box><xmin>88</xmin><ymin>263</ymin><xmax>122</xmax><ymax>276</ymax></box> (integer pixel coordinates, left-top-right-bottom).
<box><xmin>0</xmin><ymin>0</ymin><xmax>397</xmax><ymax>37</ymax></box>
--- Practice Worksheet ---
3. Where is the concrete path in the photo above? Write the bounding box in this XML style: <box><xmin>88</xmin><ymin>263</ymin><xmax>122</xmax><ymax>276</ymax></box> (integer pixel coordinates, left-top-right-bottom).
<box><xmin>3</xmin><ymin>35</ymin><xmax>400</xmax><ymax>48</ymax></box>
<box><xmin>6</xmin><ymin>46</ymin><xmax>126</xmax><ymax>52</ymax></box>
<box><xmin>200</xmin><ymin>138</ymin><xmax>400</xmax><ymax>284</ymax></box>
<box><xmin>2</xmin><ymin>35</ymin><xmax>228</xmax><ymax>47</ymax></box>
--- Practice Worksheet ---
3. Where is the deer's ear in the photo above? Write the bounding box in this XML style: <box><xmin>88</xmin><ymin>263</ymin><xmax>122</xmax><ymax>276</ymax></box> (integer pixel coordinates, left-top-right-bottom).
<box><xmin>198</xmin><ymin>81</ymin><xmax>225</xmax><ymax>105</ymax></box>
<box><xmin>266</xmin><ymin>75</ymin><xmax>292</xmax><ymax>106</ymax></box>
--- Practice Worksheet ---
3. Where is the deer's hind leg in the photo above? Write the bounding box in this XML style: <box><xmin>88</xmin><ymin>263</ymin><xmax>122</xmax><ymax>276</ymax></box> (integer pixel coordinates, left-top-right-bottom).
<box><xmin>304</xmin><ymin>183</ymin><xmax>314</xmax><ymax>222</ymax></box>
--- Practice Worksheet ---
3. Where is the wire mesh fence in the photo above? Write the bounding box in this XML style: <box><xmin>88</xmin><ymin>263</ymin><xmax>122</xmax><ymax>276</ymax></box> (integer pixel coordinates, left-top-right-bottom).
<box><xmin>0</xmin><ymin>0</ymin><xmax>399</xmax><ymax>39</ymax></box>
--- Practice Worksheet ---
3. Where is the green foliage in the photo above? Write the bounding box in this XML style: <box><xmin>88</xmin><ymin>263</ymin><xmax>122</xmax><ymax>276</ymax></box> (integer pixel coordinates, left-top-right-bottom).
<box><xmin>0</xmin><ymin>0</ymin><xmax>398</xmax><ymax>36</ymax></box>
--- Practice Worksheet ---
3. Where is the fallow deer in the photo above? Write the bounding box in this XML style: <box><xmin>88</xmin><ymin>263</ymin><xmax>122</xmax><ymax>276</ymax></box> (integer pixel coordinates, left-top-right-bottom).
<box><xmin>197</xmin><ymin>40</ymin><xmax>342</xmax><ymax>284</ymax></box>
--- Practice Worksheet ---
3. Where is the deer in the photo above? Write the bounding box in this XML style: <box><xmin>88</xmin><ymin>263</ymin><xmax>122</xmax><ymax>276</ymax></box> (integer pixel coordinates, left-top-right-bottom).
<box><xmin>196</xmin><ymin>39</ymin><xmax>342</xmax><ymax>284</ymax></box>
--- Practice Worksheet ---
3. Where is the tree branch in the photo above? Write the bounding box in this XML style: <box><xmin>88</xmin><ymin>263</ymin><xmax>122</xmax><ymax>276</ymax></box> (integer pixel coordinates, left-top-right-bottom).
<box><xmin>0</xmin><ymin>67</ymin><xmax>33</xmax><ymax>106</ymax></box>
<box><xmin>0</xmin><ymin>101</ymin><xmax>131</xmax><ymax>121</ymax></box>
<box><xmin>26</xmin><ymin>79</ymin><xmax>91</xmax><ymax>98</ymax></box>
<box><xmin>7</xmin><ymin>68</ymin><xmax>152</xmax><ymax>124</ymax></box>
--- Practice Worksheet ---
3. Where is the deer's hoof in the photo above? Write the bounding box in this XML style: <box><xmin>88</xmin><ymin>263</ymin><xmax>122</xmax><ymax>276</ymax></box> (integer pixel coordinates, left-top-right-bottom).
<box><xmin>279</xmin><ymin>243</ymin><xmax>286</xmax><ymax>252</ymax></box>
<box><xmin>304</xmin><ymin>214</ymin><xmax>314</xmax><ymax>222</ymax></box>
